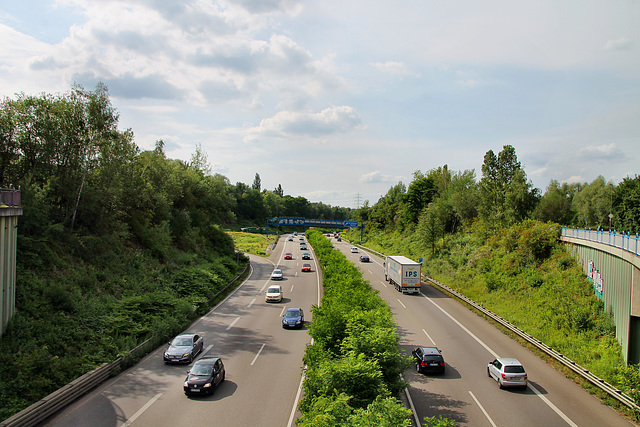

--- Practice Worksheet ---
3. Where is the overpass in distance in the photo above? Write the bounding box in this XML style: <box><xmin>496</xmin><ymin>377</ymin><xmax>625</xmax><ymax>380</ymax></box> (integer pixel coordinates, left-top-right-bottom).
<box><xmin>561</xmin><ymin>227</ymin><xmax>640</xmax><ymax>364</ymax></box>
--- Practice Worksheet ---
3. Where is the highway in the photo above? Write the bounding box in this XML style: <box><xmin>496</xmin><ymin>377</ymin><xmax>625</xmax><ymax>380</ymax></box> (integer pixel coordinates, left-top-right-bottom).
<box><xmin>44</xmin><ymin>234</ymin><xmax>320</xmax><ymax>427</ymax></box>
<box><xmin>332</xmin><ymin>236</ymin><xmax>636</xmax><ymax>427</ymax></box>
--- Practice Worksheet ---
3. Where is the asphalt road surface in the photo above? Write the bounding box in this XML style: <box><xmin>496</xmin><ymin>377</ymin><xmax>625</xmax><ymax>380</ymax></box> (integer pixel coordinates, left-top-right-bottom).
<box><xmin>334</xmin><ymin>236</ymin><xmax>636</xmax><ymax>427</ymax></box>
<box><xmin>44</xmin><ymin>234</ymin><xmax>320</xmax><ymax>427</ymax></box>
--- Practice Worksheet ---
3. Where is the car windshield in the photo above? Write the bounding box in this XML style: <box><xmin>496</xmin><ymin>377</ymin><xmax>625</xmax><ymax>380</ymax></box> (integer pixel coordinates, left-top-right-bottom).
<box><xmin>504</xmin><ymin>365</ymin><xmax>525</xmax><ymax>373</ymax></box>
<box><xmin>172</xmin><ymin>338</ymin><xmax>191</xmax><ymax>346</ymax></box>
<box><xmin>190</xmin><ymin>364</ymin><xmax>214</xmax><ymax>376</ymax></box>
<box><xmin>273</xmin><ymin>270</ymin><xmax>282</xmax><ymax>274</ymax></box>
<box><xmin>267</xmin><ymin>287</ymin><xmax>280</xmax><ymax>293</ymax></box>
<box><xmin>286</xmin><ymin>310</ymin><xmax>301</xmax><ymax>317</ymax></box>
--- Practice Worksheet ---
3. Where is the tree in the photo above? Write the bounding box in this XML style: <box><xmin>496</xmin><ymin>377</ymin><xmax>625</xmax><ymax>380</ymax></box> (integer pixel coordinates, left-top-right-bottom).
<box><xmin>532</xmin><ymin>180</ymin><xmax>580</xmax><ymax>225</ymax></box>
<box><xmin>404</xmin><ymin>171</ymin><xmax>437</xmax><ymax>224</ymax></box>
<box><xmin>274</xmin><ymin>184</ymin><xmax>283</xmax><ymax>197</ymax></box>
<box><xmin>613</xmin><ymin>175</ymin><xmax>640</xmax><ymax>233</ymax></box>
<box><xmin>572</xmin><ymin>176</ymin><xmax>614</xmax><ymax>229</ymax></box>
<box><xmin>478</xmin><ymin>145</ymin><xmax>538</xmax><ymax>227</ymax></box>
<box><xmin>252</xmin><ymin>173</ymin><xmax>261</xmax><ymax>191</ymax></box>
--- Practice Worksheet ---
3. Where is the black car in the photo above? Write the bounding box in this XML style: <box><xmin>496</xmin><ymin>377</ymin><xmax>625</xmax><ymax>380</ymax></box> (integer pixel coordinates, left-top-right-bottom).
<box><xmin>301</xmin><ymin>252</ymin><xmax>311</xmax><ymax>260</ymax></box>
<box><xmin>360</xmin><ymin>255</ymin><xmax>370</xmax><ymax>262</ymax></box>
<box><xmin>164</xmin><ymin>334</ymin><xmax>204</xmax><ymax>364</ymax></box>
<box><xmin>184</xmin><ymin>356</ymin><xmax>225</xmax><ymax>396</ymax></box>
<box><xmin>412</xmin><ymin>346</ymin><xmax>445</xmax><ymax>374</ymax></box>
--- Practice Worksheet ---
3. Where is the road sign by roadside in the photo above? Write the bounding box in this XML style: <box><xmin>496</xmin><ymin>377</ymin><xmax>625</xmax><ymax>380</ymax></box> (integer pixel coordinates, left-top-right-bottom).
<box><xmin>343</xmin><ymin>220</ymin><xmax>359</xmax><ymax>227</ymax></box>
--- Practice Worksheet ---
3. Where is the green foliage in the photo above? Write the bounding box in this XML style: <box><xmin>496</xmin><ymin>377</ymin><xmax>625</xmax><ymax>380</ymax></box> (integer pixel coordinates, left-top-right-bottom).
<box><xmin>299</xmin><ymin>230</ymin><xmax>410</xmax><ymax>422</ymax></box>
<box><xmin>423</xmin><ymin>415</ymin><xmax>456</xmax><ymax>427</ymax></box>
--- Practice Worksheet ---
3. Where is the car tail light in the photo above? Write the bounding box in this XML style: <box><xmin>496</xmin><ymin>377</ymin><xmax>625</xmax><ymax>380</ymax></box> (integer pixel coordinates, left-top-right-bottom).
<box><xmin>439</xmin><ymin>362</ymin><xmax>445</xmax><ymax>366</ymax></box>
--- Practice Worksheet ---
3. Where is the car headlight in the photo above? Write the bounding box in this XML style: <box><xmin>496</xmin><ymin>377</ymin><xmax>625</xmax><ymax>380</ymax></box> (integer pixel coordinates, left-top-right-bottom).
<box><xmin>182</xmin><ymin>353</ymin><xmax>189</xmax><ymax>358</ymax></box>
<box><xmin>184</xmin><ymin>381</ymin><xmax>189</xmax><ymax>387</ymax></box>
<box><xmin>204</xmin><ymin>383</ymin><xmax>211</xmax><ymax>388</ymax></box>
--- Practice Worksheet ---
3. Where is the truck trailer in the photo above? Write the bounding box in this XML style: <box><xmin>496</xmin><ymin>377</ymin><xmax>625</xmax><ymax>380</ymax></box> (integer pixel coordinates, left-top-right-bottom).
<box><xmin>384</xmin><ymin>256</ymin><xmax>421</xmax><ymax>294</ymax></box>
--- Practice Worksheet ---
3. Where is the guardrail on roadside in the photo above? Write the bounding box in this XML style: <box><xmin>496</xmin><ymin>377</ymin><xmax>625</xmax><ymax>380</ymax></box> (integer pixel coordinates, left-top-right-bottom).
<box><xmin>346</xmin><ymin>239</ymin><xmax>640</xmax><ymax>413</ymax></box>
<box><xmin>0</xmin><ymin>263</ymin><xmax>249</xmax><ymax>427</ymax></box>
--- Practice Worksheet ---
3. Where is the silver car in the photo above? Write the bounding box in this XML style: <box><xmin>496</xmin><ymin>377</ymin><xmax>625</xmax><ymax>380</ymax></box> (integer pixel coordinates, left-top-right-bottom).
<box><xmin>271</xmin><ymin>268</ymin><xmax>283</xmax><ymax>280</ymax></box>
<box><xmin>164</xmin><ymin>334</ymin><xmax>204</xmax><ymax>364</ymax></box>
<box><xmin>487</xmin><ymin>357</ymin><xmax>528</xmax><ymax>389</ymax></box>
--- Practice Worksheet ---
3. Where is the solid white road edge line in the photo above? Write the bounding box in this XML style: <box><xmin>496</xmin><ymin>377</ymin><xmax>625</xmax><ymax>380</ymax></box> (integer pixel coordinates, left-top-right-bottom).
<box><xmin>422</xmin><ymin>293</ymin><xmax>577</xmax><ymax>426</ymax></box>
<box><xmin>468</xmin><ymin>390</ymin><xmax>497</xmax><ymax>427</ymax></box>
<box><xmin>251</xmin><ymin>343</ymin><xmax>266</xmax><ymax>366</ymax></box>
<box><xmin>401</xmin><ymin>374</ymin><xmax>421</xmax><ymax>427</ymax></box>
<box><xmin>121</xmin><ymin>393</ymin><xmax>162</xmax><ymax>427</ymax></box>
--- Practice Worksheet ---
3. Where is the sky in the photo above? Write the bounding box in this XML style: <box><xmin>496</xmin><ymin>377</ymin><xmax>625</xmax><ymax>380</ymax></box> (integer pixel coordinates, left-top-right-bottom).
<box><xmin>1</xmin><ymin>0</ymin><xmax>639</xmax><ymax>209</ymax></box>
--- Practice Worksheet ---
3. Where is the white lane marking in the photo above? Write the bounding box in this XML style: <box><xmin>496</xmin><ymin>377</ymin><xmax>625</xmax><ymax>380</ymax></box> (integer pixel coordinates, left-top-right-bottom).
<box><xmin>422</xmin><ymin>329</ymin><xmax>436</xmax><ymax>346</ymax></box>
<box><xmin>397</xmin><ymin>299</ymin><xmax>407</xmax><ymax>309</ymax></box>
<box><xmin>287</xmin><ymin>366</ymin><xmax>306</xmax><ymax>427</ymax></box>
<box><xmin>226</xmin><ymin>316</ymin><xmax>241</xmax><ymax>330</ymax></box>
<box><xmin>280</xmin><ymin>306</ymin><xmax>287</xmax><ymax>316</ymax></box>
<box><xmin>469</xmin><ymin>391</ymin><xmax>497</xmax><ymax>427</ymax></box>
<box><xmin>422</xmin><ymin>294</ymin><xmax>498</xmax><ymax>358</ymax></box>
<box><xmin>368</xmin><ymin>269</ymin><xmax>373</xmax><ymax>274</ymax></box>
<box><xmin>528</xmin><ymin>383</ymin><xmax>579</xmax><ymax>427</ymax></box>
<box><xmin>290</xmin><ymin>285</ymin><xmax>294</xmax><ymax>292</ymax></box>
<box><xmin>260</xmin><ymin>280</ymin><xmax>271</xmax><ymax>292</ymax></box>
<box><xmin>422</xmin><ymin>294</ymin><xmax>578</xmax><ymax>425</ymax></box>
<box><xmin>201</xmin><ymin>344</ymin><xmax>214</xmax><ymax>356</ymax></box>
<box><xmin>248</xmin><ymin>298</ymin><xmax>256</xmax><ymax>308</ymax></box>
<box><xmin>401</xmin><ymin>374</ymin><xmax>421</xmax><ymax>427</ymax></box>
<box><xmin>121</xmin><ymin>393</ymin><xmax>162</xmax><ymax>427</ymax></box>
<box><xmin>251</xmin><ymin>343</ymin><xmax>266</xmax><ymax>366</ymax></box>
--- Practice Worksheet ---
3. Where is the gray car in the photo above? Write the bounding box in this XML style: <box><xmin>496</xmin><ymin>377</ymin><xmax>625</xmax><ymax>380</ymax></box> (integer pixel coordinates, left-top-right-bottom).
<box><xmin>164</xmin><ymin>333</ymin><xmax>204</xmax><ymax>364</ymax></box>
<box><xmin>487</xmin><ymin>357</ymin><xmax>528</xmax><ymax>389</ymax></box>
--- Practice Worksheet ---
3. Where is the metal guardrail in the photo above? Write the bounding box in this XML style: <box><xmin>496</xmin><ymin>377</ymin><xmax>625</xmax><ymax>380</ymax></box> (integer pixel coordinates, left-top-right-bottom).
<box><xmin>347</xmin><ymin>238</ymin><xmax>640</xmax><ymax>413</ymax></box>
<box><xmin>0</xmin><ymin>263</ymin><xmax>249</xmax><ymax>427</ymax></box>
<box><xmin>562</xmin><ymin>227</ymin><xmax>640</xmax><ymax>256</ymax></box>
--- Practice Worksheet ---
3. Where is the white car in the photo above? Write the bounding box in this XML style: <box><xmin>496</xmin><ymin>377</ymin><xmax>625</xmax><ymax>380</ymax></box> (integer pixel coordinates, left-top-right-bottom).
<box><xmin>487</xmin><ymin>358</ymin><xmax>528</xmax><ymax>389</ymax></box>
<box><xmin>265</xmin><ymin>285</ymin><xmax>283</xmax><ymax>302</ymax></box>
<box><xmin>350</xmin><ymin>247</ymin><xmax>358</xmax><ymax>253</ymax></box>
<box><xmin>270</xmin><ymin>268</ymin><xmax>283</xmax><ymax>280</ymax></box>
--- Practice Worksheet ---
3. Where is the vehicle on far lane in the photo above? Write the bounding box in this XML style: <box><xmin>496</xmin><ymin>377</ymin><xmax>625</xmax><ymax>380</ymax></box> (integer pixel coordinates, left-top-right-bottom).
<box><xmin>300</xmin><ymin>244</ymin><xmax>308</xmax><ymax>250</ymax></box>
<box><xmin>301</xmin><ymin>263</ymin><xmax>312</xmax><ymax>272</ymax></box>
<box><xmin>164</xmin><ymin>334</ymin><xmax>204</xmax><ymax>364</ymax></box>
<box><xmin>360</xmin><ymin>254</ymin><xmax>370</xmax><ymax>262</ymax></box>
<box><xmin>350</xmin><ymin>247</ymin><xmax>358</xmax><ymax>253</ymax></box>
<box><xmin>488</xmin><ymin>357</ymin><xmax>528</xmax><ymax>389</ymax></box>
<box><xmin>271</xmin><ymin>268</ymin><xmax>283</xmax><ymax>280</ymax></box>
<box><xmin>183</xmin><ymin>356</ymin><xmax>225</xmax><ymax>396</ymax></box>
<box><xmin>282</xmin><ymin>308</ymin><xmax>304</xmax><ymax>329</ymax></box>
<box><xmin>284</xmin><ymin>252</ymin><xmax>292</xmax><ymax>260</ymax></box>
<box><xmin>302</xmin><ymin>252</ymin><xmax>311</xmax><ymax>260</ymax></box>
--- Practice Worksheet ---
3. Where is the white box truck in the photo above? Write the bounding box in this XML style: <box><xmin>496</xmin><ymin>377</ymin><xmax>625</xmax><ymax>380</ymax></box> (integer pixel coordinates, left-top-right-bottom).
<box><xmin>384</xmin><ymin>256</ymin><xmax>421</xmax><ymax>294</ymax></box>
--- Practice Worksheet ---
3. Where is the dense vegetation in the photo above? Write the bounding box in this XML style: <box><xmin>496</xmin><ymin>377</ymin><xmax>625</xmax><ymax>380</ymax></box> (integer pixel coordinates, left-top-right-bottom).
<box><xmin>297</xmin><ymin>230</ymin><xmax>412</xmax><ymax>426</ymax></box>
<box><xmin>0</xmin><ymin>85</ymin><xmax>349</xmax><ymax>420</ymax></box>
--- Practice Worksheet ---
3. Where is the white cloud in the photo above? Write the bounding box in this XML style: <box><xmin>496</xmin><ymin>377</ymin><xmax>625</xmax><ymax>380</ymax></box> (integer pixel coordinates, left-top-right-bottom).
<box><xmin>359</xmin><ymin>171</ymin><xmax>403</xmax><ymax>184</ymax></box>
<box><xmin>372</xmin><ymin>61</ymin><xmax>409</xmax><ymax>75</ymax></box>
<box><xmin>248</xmin><ymin>105</ymin><xmax>362</xmax><ymax>139</ymax></box>
<box><xmin>604</xmin><ymin>37</ymin><xmax>633</xmax><ymax>51</ymax></box>
<box><xmin>579</xmin><ymin>143</ymin><xmax>622</xmax><ymax>159</ymax></box>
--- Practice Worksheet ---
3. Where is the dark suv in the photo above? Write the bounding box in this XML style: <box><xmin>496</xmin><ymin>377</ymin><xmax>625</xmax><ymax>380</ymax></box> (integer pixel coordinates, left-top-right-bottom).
<box><xmin>412</xmin><ymin>346</ymin><xmax>445</xmax><ymax>374</ymax></box>
<box><xmin>184</xmin><ymin>356</ymin><xmax>226</xmax><ymax>396</ymax></box>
